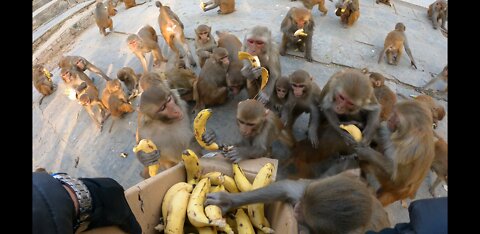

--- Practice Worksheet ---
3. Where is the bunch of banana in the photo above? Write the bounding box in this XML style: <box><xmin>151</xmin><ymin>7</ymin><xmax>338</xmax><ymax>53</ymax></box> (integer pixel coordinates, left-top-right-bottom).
<box><xmin>339</xmin><ymin>124</ymin><xmax>362</xmax><ymax>142</ymax></box>
<box><xmin>194</xmin><ymin>109</ymin><xmax>221</xmax><ymax>151</ymax></box>
<box><xmin>247</xmin><ymin>163</ymin><xmax>275</xmax><ymax>233</ymax></box>
<box><xmin>133</xmin><ymin>139</ymin><xmax>160</xmax><ymax>177</ymax></box>
<box><xmin>294</xmin><ymin>28</ymin><xmax>308</xmax><ymax>37</ymax></box>
<box><xmin>163</xmin><ymin>182</ymin><xmax>193</xmax><ymax>234</ymax></box>
<box><xmin>182</xmin><ymin>149</ymin><xmax>201</xmax><ymax>185</ymax></box>
<box><xmin>238</xmin><ymin>52</ymin><xmax>269</xmax><ymax>91</ymax></box>
<box><xmin>187</xmin><ymin>178</ymin><xmax>212</xmax><ymax>227</ymax></box>
<box><xmin>162</xmin><ymin>182</ymin><xmax>193</xmax><ymax>222</ymax></box>
<box><xmin>232</xmin><ymin>163</ymin><xmax>253</xmax><ymax>192</ymax></box>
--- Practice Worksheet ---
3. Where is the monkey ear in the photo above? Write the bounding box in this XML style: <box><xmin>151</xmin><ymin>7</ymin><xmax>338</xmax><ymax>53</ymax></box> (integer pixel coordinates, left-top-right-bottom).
<box><xmin>207</xmin><ymin>26</ymin><xmax>211</xmax><ymax>31</ymax></box>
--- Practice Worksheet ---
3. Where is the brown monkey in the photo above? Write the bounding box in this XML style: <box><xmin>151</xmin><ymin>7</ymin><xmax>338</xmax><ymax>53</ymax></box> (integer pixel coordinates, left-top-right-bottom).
<box><xmin>60</xmin><ymin>68</ymin><xmax>94</xmax><ymax>94</ymax></box>
<box><xmin>32</xmin><ymin>64</ymin><xmax>55</xmax><ymax>105</ymax></box>
<box><xmin>136</xmin><ymin>84</ymin><xmax>204</xmax><ymax>178</ymax></box>
<box><xmin>164</xmin><ymin>60</ymin><xmax>198</xmax><ymax>101</ymax></box>
<box><xmin>156</xmin><ymin>1</ymin><xmax>196</xmax><ymax>68</ymax></box>
<box><xmin>376</xmin><ymin>0</ymin><xmax>391</xmax><ymax>6</ymax></box>
<box><xmin>94</xmin><ymin>1</ymin><xmax>113</xmax><ymax>36</ymax></box>
<box><xmin>77</xmin><ymin>81</ymin><xmax>109</xmax><ymax>130</ymax></box>
<box><xmin>335</xmin><ymin>0</ymin><xmax>360</xmax><ymax>27</ymax></box>
<box><xmin>195</xmin><ymin>25</ymin><xmax>217</xmax><ymax>68</ymax></box>
<box><xmin>355</xmin><ymin>101</ymin><xmax>435</xmax><ymax>207</ymax></box>
<box><xmin>194</xmin><ymin>47</ymin><xmax>230</xmax><ymax>111</ymax></box>
<box><xmin>139</xmin><ymin>72</ymin><xmax>165</xmax><ymax>92</ymax></box>
<box><xmin>427</xmin><ymin>0</ymin><xmax>447</xmax><ymax>31</ymax></box>
<box><xmin>280</xmin><ymin>7</ymin><xmax>315</xmax><ymax>62</ymax></box>
<box><xmin>107</xmin><ymin>0</ymin><xmax>117</xmax><ymax>16</ymax></box>
<box><xmin>241</xmin><ymin>26</ymin><xmax>281</xmax><ymax>103</ymax></box>
<box><xmin>101</xmin><ymin>79</ymin><xmax>133</xmax><ymax>118</ymax></box>
<box><xmin>226</xmin><ymin>61</ymin><xmax>247</xmax><ymax>96</ymax></box>
<box><xmin>266</xmin><ymin>76</ymin><xmax>290</xmax><ymax>116</ymax></box>
<box><xmin>413</xmin><ymin>94</ymin><xmax>445</xmax><ymax>128</ymax></box>
<box><xmin>378</xmin><ymin>23</ymin><xmax>417</xmax><ymax>69</ymax></box>
<box><xmin>121</xmin><ymin>0</ymin><xmax>146</xmax><ymax>9</ymax></box>
<box><xmin>217</xmin><ymin>31</ymin><xmax>242</xmax><ymax>63</ymax></box>
<box><xmin>202</xmin><ymin>0</ymin><xmax>235</xmax><ymax>14</ymax></box>
<box><xmin>117</xmin><ymin>67</ymin><xmax>140</xmax><ymax>96</ymax></box>
<box><xmin>318</xmin><ymin>69</ymin><xmax>380</xmax><ymax>146</ymax></box>
<box><xmin>222</xmin><ymin>99</ymin><xmax>294</xmax><ymax>163</ymax></box>
<box><xmin>429</xmin><ymin>136</ymin><xmax>447</xmax><ymax>197</ymax></box>
<box><xmin>206</xmin><ymin>171</ymin><xmax>390</xmax><ymax>233</ymax></box>
<box><xmin>369</xmin><ymin>72</ymin><xmax>397</xmax><ymax>122</ymax></box>
<box><xmin>58</xmin><ymin>55</ymin><xmax>111</xmax><ymax>81</ymax></box>
<box><xmin>423</xmin><ymin>65</ymin><xmax>447</xmax><ymax>94</ymax></box>
<box><xmin>281</xmin><ymin>70</ymin><xmax>322</xmax><ymax>148</ymax></box>
<box><xmin>127</xmin><ymin>25</ymin><xmax>167</xmax><ymax>73</ymax></box>
<box><xmin>292</xmin><ymin>0</ymin><xmax>328</xmax><ymax>15</ymax></box>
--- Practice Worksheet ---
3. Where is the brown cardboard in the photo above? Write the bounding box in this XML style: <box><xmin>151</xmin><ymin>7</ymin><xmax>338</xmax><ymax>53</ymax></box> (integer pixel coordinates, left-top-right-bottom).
<box><xmin>85</xmin><ymin>157</ymin><xmax>297</xmax><ymax>234</ymax></box>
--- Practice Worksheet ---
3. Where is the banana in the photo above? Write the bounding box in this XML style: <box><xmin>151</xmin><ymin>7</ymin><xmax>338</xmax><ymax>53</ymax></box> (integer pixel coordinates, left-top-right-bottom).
<box><xmin>226</xmin><ymin>215</ymin><xmax>238</xmax><ymax>234</ymax></box>
<box><xmin>164</xmin><ymin>187</ymin><xmax>191</xmax><ymax>234</ymax></box>
<box><xmin>294</xmin><ymin>28</ymin><xmax>308</xmax><ymax>37</ymax></box>
<box><xmin>248</xmin><ymin>163</ymin><xmax>275</xmax><ymax>233</ymax></box>
<box><xmin>232</xmin><ymin>163</ymin><xmax>253</xmax><ymax>192</ymax></box>
<box><xmin>187</xmin><ymin>178</ymin><xmax>212</xmax><ymax>227</ymax></box>
<box><xmin>235</xmin><ymin>208</ymin><xmax>255</xmax><ymax>234</ymax></box>
<box><xmin>197</xmin><ymin>226</ymin><xmax>217</xmax><ymax>234</ymax></box>
<box><xmin>182</xmin><ymin>149</ymin><xmax>201</xmax><ymax>185</ymax></box>
<box><xmin>202</xmin><ymin>171</ymin><xmax>225</xmax><ymax>185</ymax></box>
<box><xmin>260</xmin><ymin>67</ymin><xmax>269</xmax><ymax>91</ymax></box>
<box><xmin>209</xmin><ymin>184</ymin><xmax>225</xmax><ymax>193</ymax></box>
<box><xmin>194</xmin><ymin>109</ymin><xmax>220</xmax><ymax>151</ymax></box>
<box><xmin>238</xmin><ymin>51</ymin><xmax>261</xmax><ymax>68</ymax></box>
<box><xmin>223</xmin><ymin>175</ymin><xmax>240</xmax><ymax>193</ymax></box>
<box><xmin>200</xmin><ymin>1</ymin><xmax>206</xmax><ymax>11</ymax></box>
<box><xmin>162</xmin><ymin>182</ymin><xmax>193</xmax><ymax>222</ymax></box>
<box><xmin>43</xmin><ymin>68</ymin><xmax>52</xmax><ymax>82</ymax></box>
<box><xmin>205</xmin><ymin>205</ymin><xmax>227</xmax><ymax>228</ymax></box>
<box><xmin>133</xmin><ymin>139</ymin><xmax>160</xmax><ymax>177</ymax></box>
<box><xmin>339</xmin><ymin>124</ymin><xmax>362</xmax><ymax>142</ymax></box>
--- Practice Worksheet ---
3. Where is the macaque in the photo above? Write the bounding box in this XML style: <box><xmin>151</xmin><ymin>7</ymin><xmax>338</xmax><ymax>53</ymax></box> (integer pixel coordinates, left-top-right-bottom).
<box><xmin>136</xmin><ymin>83</ymin><xmax>203</xmax><ymax>178</ymax></box>
<box><xmin>241</xmin><ymin>26</ymin><xmax>281</xmax><ymax>104</ymax></box>
<box><xmin>413</xmin><ymin>94</ymin><xmax>445</xmax><ymax>128</ymax></box>
<box><xmin>202</xmin><ymin>0</ymin><xmax>235</xmax><ymax>14</ymax></box>
<box><xmin>32</xmin><ymin>64</ymin><xmax>55</xmax><ymax>105</ymax></box>
<box><xmin>139</xmin><ymin>72</ymin><xmax>165</xmax><ymax>92</ymax></box>
<box><xmin>194</xmin><ymin>47</ymin><xmax>230</xmax><ymax>111</ymax></box>
<box><xmin>354</xmin><ymin>101</ymin><xmax>435</xmax><ymax>207</ymax></box>
<box><xmin>117</xmin><ymin>67</ymin><xmax>140</xmax><ymax>97</ymax></box>
<box><xmin>280</xmin><ymin>7</ymin><xmax>314</xmax><ymax>62</ymax></box>
<box><xmin>164</xmin><ymin>60</ymin><xmax>198</xmax><ymax>101</ymax></box>
<box><xmin>429</xmin><ymin>136</ymin><xmax>447</xmax><ymax>197</ymax></box>
<box><xmin>107</xmin><ymin>0</ymin><xmax>117</xmax><ymax>16</ymax></box>
<box><xmin>206</xmin><ymin>172</ymin><xmax>390</xmax><ymax>233</ymax></box>
<box><xmin>376</xmin><ymin>0</ymin><xmax>391</xmax><ymax>6</ymax></box>
<box><xmin>77</xmin><ymin>81</ymin><xmax>109</xmax><ymax>130</ymax></box>
<box><xmin>292</xmin><ymin>0</ymin><xmax>328</xmax><ymax>15</ymax></box>
<box><xmin>266</xmin><ymin>76</ymin><xmax>290</xmax><ymax>116</ymax></box>
<box><xmin>60</xmin><ymin>68</ymin><xmax>94</xmax><ymax>93</ymax></box>
<box><xmin>94</xmin><ymin>1</ymin><xmax>113</xmax><ymax>36</ymax></box>
<box><xmin>378</xmin><ymin>23</ymin><xmax>417</xmax><ymax>69</ymax></box>
<box><xmin>101</xmin><ymin>79</ymin><xmax>133</xmax><ymax>118</ymax></box>
<box><xmin>58</xmin><ymin>55</ymin><xmax>110</xmax><ymax>81</ymax></box>
<box><xmin>423</xmin><ymin>65</ymin><xmax>447</xmax><ymax>94</ymax></box>
<box><xmin>223</xmin><ymin>99</ymin><xmax>294</xmax><ymax>163</ymax></box>
<box><xmin>335</xmin><ymin>0</ymin><xmax>360</xmax><ymax>27</ymax></box>
<box><xmin>318</xmin><ymin>69</ymin><xmax>380</xmax><ymax>146</ymax></box>
<box><xmin>226</xmin><ymin>61</ymin><xmax>246</xmax><ymax>96</ymax></box>
<box><xmin>195</xmin><ymin>25</ymin><xmax>217</xmax><ymax>68</ymax></box>
<box><xmin>217</xmin><ymin>31</ymin><xmax>242</xmax><ymax>64</ymax></box>
<box><xmin>121</xmin><ymin>0</ymin><xmax>146</xmax><ymax>9</ymax></box>
<box><xmin>369</xmin><ymin>72</ymin><xmax>396</xmax><ymax>122</ymax></box>
<box><xmin>427</xmin><ymin>0</ymin><xmax>447</xmax><ymax>31</ymax></box>
<box><xmin>127</xmin><ymin>25</ymin><xmax>167</xmax><ymax>73</ymax></box>
<box><xmin>281</xmin><ymin>70</ymin><xmax>322</xmax><ymax>148</ymax></box>
<box><xmin>156</xmin><ymin>1</ymin><xmax>196</xmax><ymax>68</ymax></box>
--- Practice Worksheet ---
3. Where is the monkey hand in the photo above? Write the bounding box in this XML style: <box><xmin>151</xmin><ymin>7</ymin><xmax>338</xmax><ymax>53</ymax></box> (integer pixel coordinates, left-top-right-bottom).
<box><xmin>308</xmin><ymin>126</ymin><xmax>319</xmax><ymax>148</ymax></box>
<box><xmin>135</xmin><ymin>149</ymin><xmax>161</xmax><ymax>167</ymax></box>
<box><xmin>256</xmin><ymin>91</ymin><xmax>270</xmax><ymax>105</ymax></box>
<box><xmin>202</xmin><ymin>129</ymin><xmax>217</xmax><ymax>146</ymax></box>
<box><xmin>205</xmin><ymin>192</ymin><xmax>234</xmax><ymax>215</ymax></box>
<box><xmin>241</xmin><ymin>62</ymin><xmax>262</xmax><ymax>80</ymax></box>
<box><xmin>224</xmin><ymin>147</ymin><xmax>244</xmax><ymax>163</ymax></box>
<box><xmin>353</xmin><ymin>146</ymin><xmax>375</xmax><ymax>161</ymax></box>
<box><xmin>340</xmin><ymin>129</ymin><xmax>358</xmax><ymax>147</ymax></box>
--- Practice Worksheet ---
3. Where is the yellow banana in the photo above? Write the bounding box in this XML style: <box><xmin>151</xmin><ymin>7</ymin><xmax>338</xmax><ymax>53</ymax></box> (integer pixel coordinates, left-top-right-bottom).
<box><xmin>260</xmin><ymin>67</ymin><xmax>269</xmax><ymax>91</ymax></box>
<box><xmin>187</xmin><ymin>178</ymin><xmax>212</xmax><ymax>227</ymax></box>
<box><xmin>232</xmin><ymin>163</ymin><xmax>252</xmax><ymax>192</ymax></box>
<box><xmin>182</xmin><ymin>149</ymin><xmax>201</xmax><ymax>185</ymax></box>
<box><xmin>197</xmin><ymin>226</ymin><xmax>217</xmax><ymax>234</ymax></box>
<box><xmin>200</xmin><ymin>1</ymin><xmax>206</xmax><ymax>11</ymax></box>
<box><xmin>209</xmin><ymin>184</ymin><xmax>225</xmax><ymax>193</ymax></box>
<box><xmin>202</xmin><ymin>171</ymin><xmax>225</xmax><ymax>185</ymax></box>
<box><xmin>226</xmin><ymin>215</ymin><xmax>238</xmax><ymax>234</ymax></box>
<box><xmin>43</xmin><ymin>68</ymin><xmax>52</xmax><ymax>82</ymax></box>
<box><xmin>294</xmin><ymin>28</ymin><xmax>308</xmax><ymax>37</ymax></box>
<box><xmin>339</xmin><ymin>124</ymin><xmax>362</xmax><ymax>142</ymax></box>
<box><xmin>238</xmin><ymin>51</ymin><xmax>261</xmax><ymax>68</ymax></box>
<box><xmin>164</xmin><ymin>187</ymin><xmax>190</xmax><ymax>234</ymax></box>
<box><xmin>235</xmin><ymin>208</ymin><xmax>255</xmax><ymax>234</ymax></box>
<box><xmin>194</xmin><ymin>109</ymin><xmax>220</xmax><ymax>151</ymax></box>
<box><xmin>162</xmin><ymin>182</ymin><xmax>193</xmax><ymax>222</ymax></box>
<box><xmin>248</xmin><ymin>163</ymin><xmax>275</xmax><ymax>233</ymax></box>
<box><xmin>223</xmin><ymin>175</ymin><xmax>240</xmax><ymax>193</ymax></box>
<box><xmin>133</xmin><ymin>139</ymin><xmax>160</xmax><ymax>177</ymax></box>
<box><xmin>205</xmin><ymin>205</ymin><xmax>227</xmax><ymax>228</ymax></box>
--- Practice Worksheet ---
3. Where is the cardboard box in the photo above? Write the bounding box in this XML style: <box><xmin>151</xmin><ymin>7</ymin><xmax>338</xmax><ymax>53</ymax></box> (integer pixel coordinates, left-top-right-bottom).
<box><xmin>84</xmin><ymin>157</ymin><xmax>298</xmax><ymax>234</ymax></box>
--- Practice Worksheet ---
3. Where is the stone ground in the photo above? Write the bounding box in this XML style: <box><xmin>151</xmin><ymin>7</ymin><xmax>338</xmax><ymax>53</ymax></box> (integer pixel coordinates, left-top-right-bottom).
<box><xmin>33</xmin><ymin>0</ymin><xmax>447</xmax><ymax>226</ymax></box>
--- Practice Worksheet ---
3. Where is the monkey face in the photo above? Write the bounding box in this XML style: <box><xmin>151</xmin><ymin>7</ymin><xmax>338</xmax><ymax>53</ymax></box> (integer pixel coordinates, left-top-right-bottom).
<box><xmin>198</xmin><ymin>31</ymin><xmax>210</xmax><ymax>43</ymax></box>
<box><xmin>276</xmin><ymin>87</ymin><xmax>288</xmax><ymax>99</ymax></box>
<box><xmin>61</xmin><ymin>69</ymin><xmax>73</xmax><ymax>83</ymax></box>
<box><xmin>157</xmin><ymin>95</ymin><xmax>183</xmax><ymax>121</ymax></box>
<box><xmin>75</xmin><ymin>59</ymin><xmax>87</xmax><ymax>71</ymax></box>
<box><xmin>246</xmin><ymin>38</ymin><xmax>265</xmax><ymax>56</ymax></box>
<box><xmin>334</xmin><ymin>91</ymin><xmax>356</xmax><ymax>114</ymax></box>
<box><xmin>387</xmin><ymin>110</ymin><xmax>399</xmax><ymax>131</ymax></box>
<box><xmin>237</xmin><ymin>118</ymin><xmax>262</xmax><ymax>138</ymax></box>
<box><xmin>291</xmin><ymin>83</ymin><xmax>306</xmax><ymax>97</ymax></box>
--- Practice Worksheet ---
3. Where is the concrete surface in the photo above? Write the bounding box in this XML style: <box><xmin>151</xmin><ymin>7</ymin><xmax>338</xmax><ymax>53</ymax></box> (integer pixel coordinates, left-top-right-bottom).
<box><xmin>32</xmin><ymin>0</ymin><xmax>447</xmax><ymax>227</ymax></box>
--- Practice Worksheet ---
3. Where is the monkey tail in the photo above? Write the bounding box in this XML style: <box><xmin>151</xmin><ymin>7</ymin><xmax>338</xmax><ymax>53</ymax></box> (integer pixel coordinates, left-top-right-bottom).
<box><xmin>378</xmin><ymin>48</ymin><xmax>387</xmax><ymax>64</ymax></box>
<box><xmin>192</xmin><ymin>79</ymin><xmax>199</xmax><ymax>102</ymax></box>
<box><xmin>155</xmin><ymin>1</ymin><xmax>162</xmax><ymax>8</ymax></box>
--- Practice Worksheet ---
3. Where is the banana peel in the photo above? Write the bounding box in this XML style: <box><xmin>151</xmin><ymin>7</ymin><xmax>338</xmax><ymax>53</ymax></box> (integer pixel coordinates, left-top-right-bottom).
<box><xmin>260</xmin><ymin>68</ymin><xmax>269</xmax><ymax>91</ymax></box>
<box><xmin>133</xmin><ymin>139</ymin><xmax>160</xmax><ymax>177</ymax></box>
<box><xmin>194</xmin><ymin>109</ymin><xmax>220</xmax><ymax>151</ymax></box>
<box><xmin>339</xmin><ymin>124</ymin><xmax>362</xmax><ymax>142</ymax></box>
<box><xmin>294</xmin><ymin>29</ymin><xmax>307</xmax><ymax>37</ymax></box>
<box><xmin>238</xmin><ymin>51</ymin><xmax>261</xmax><ymax>68</ymax></box>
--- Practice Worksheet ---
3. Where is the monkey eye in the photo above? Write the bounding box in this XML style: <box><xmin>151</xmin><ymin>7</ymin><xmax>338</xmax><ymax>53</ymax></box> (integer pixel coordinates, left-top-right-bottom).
<box><xmin>247</xmin><ymin>39</ymin><xmax>264</xmax><ymax>45</ymax></box>
<box><xmin>200</xmin><ymin>32</ymin><xmax>208</xmax><ymax>35</ymax></box>
<box><xmin>292</xmin><ymin>84</ymin><xmax>305</xmax><ymax>88</ymax></box>
<box><xmin>159</xmin><ymin>95</ymin><xmax>172</xmax><ymax>112</ymax></box>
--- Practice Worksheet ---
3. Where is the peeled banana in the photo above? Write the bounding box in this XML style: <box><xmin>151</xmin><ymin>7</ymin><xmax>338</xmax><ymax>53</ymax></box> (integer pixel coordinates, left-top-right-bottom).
<box><xmin>182</xmin><ymin>149</ymin><xmax>201</xmax><ymax>185</ymax></box>
<box><xmin>133</xmin><ymin>139</ymin><xmax>160</xmax><ymax>177</ymax></box>
<box><xmin>223</xmin><ymin>175</ymin><xmax>240</xmax><ymax>193</ymax></box>
<box><xmin>232</xmin><ymin>163</ymin><xmax>253</xmax><ymax>192</ymax></box>
<box><xmin>339</xmin><ymin>124</ymin><xmax>362</xmax><ymax>142</ymax></box>
<box><xmin>164</xmin><ymin>187</ymin><xmax>191</xmax><ymax>234</ymax></box>
<box><xmin>294</xmin><ymin>28</ymin><xmax>308</xmax><ymax>37</ymax></box>
<box><xmin>194</xmin><ymin>109</ymin><xmax>220</xmax><ymax>151</ymax></box>
<box><xmin>43</xmin><ymin>68</ymin><xmax>52</xmax><ymax>81</ymax></box>
<box><xmin>202</xmin><ymin>171</ymin><xmax>225</xmax><ymax>185</ymax></box>
<box><xmin>235</xmin><ymin>208</ymin><xmax>255</xmax><ymax>234</ymax></box>
<box><xmin>187</xmin><ymin>178</ymin><xmax>212</xmax><ymax>227</ymax></box>
<box><xmin>162</xmin><ymin>182</ymin><xmax>193</xmax><ymax>222</ymax></box>
<box><xmin>248</xmin><ymin>163</ymin><xmax>275</xmax><ymax>233</ymax></box>
<box><xmin>238</xmin><ymin>51</ymin><xmax>261</xmax><ymax>68</ymax></box>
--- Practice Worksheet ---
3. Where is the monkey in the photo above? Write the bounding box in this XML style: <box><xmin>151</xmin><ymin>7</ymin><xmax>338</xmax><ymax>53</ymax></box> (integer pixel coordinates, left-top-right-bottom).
<box><xmin>195</xmin><ymin>25</ymin><xmax>217</xmax><ymax>68</ymax></box>
<box><xmin>335</xmin><ymin>0</ymin><xmax>360</xmax><ymax>27</ymax></box>
<box><xmin>193</xmin><ymin>47</ymin><xmax>230</xmax><ymax>112</ymax></box>
<box><xmin>318</xmin><ymin>69</ymin><xmax>380</xmax><ymax>147</ymax></box>
<box><xmin>281</xmin><ymin>70</ymin><xmax>322</xmax><ymax>148</ymax></box>
<box><xmin>266</xmin><ymin>76</ymin><xmax>290</xmax><ymax>117</ymax></box>
<box><xmin>94</xmin><ymin>1</ymin><xmax>113</xmax><ymax>36</ymax></box>
<box><xmin>216</xmin><ymin>31</ymin><xmax>242</xmax><ymax>64</ymax></box>
<box><xmin>60</xmin><ymin>68</ymin><xmax>95</xmax><ymax>95</ymax></box>
<box><xmin>202</xmin><ymin>0</ymin><xmax>235</xmax><ymax>15</ymax></box>
<box><xmin>107</xmin><ymin>0</ymin><xmax>117</xmax><ymax>16</ymax></box>
<box><xmin>117</xmin><ymin>67</ymin><xmax>140</xmax><ymax>97</ymax></box>
<box><xmin>139</xmin><ymin>72</ymin><xmax>165</xmax><ymax>92</ymax></box>
<box><xmin>206</xmin><ymin>171</ymin><xmax>391</xmax><ymax>233</ymax></box>
<box><xmin>156</xmin><ymin>1</ymin><xmax>196</xmax><ymax>68</ymax></box>
<box><xmin>280</xmin><ymin>7</ymin><xmax>315</xmax><ymax>62</ymax></box>
<box><xmin>427</xmin><ymin>0</ymin><xmax>447</xmax><ymax>31</ymax></box>
<box><xmin>354</xmin><ymin>101</ymin><xmax>435</xmax><ymax>207</ymax></box>
<box><xmin>226</xmin><ymin>61</ymin><xmax>247</xmax><ymax>96</ymax></box>
<box><xmin>58</xmin><ymin>55</ymin><xmax>111</xmax><ymax>81</ymax></box>
<box><xmin>164</xmin><ymin>60</ymin><xmax>198</xmax><ymax>101</ymax></box>
<box><xmin>32</xmin><ymin>64</ymin><xmax>55</xmax><ymax>105</ymax></box>
<box><xmin>378</xmin><ymin>22</ymin><xmax>417</xmax><ymax>69</ymax></box>
<box><xmin>429</xmin><ymin>135</ymin><xmax>447</xmax><ymax>197</ymax></box>
<box><xmin>222</xmin><ymin>99</ymin><xmax>295</xmax><ymax>163</ymax></box>
<box><xmin>241</xmin><ymin>26</ymin><xmax>281</xmax><ymax>104</ymax></box>
<box><xmin>126</xmin><ymin>25</ymin><xmax>167</xmax><ymax>73</ymax></box>
<box><xmin>77</xmin><ymin>81</ymin><xmax>109</xmax><ymax>131</ymax></box>
<box><xmin>369</xmin><ymin>72</ymin><xmax>397</xmax><ymax>122</ymax></box>
<box><xmin>423</xmin><ymin>65</ymin><xmax>447</xmax><ymax>94</ymax></box>
<box><xmin>413</xmin><ymin>94</ymin><xmax>445</xmax><ymax>129</ymax></box>
<box><xmin>120</xmin><ymin>0</ymin><xmax>146</xmax><ymax>9</ymax></box>
<box><xmin>376</xmin><ymin>0</ymin><xmax>391</xmax><ymax>7</ymax></box>
<box><xmin>291</xmin><ymin>0</ymin><xmax>328</xmax><ymax>15</ymax></box>
<box><xmin>101</xmin><ymin>79</ymin><xmax>134</xmax><ymax>132</ymax></box>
